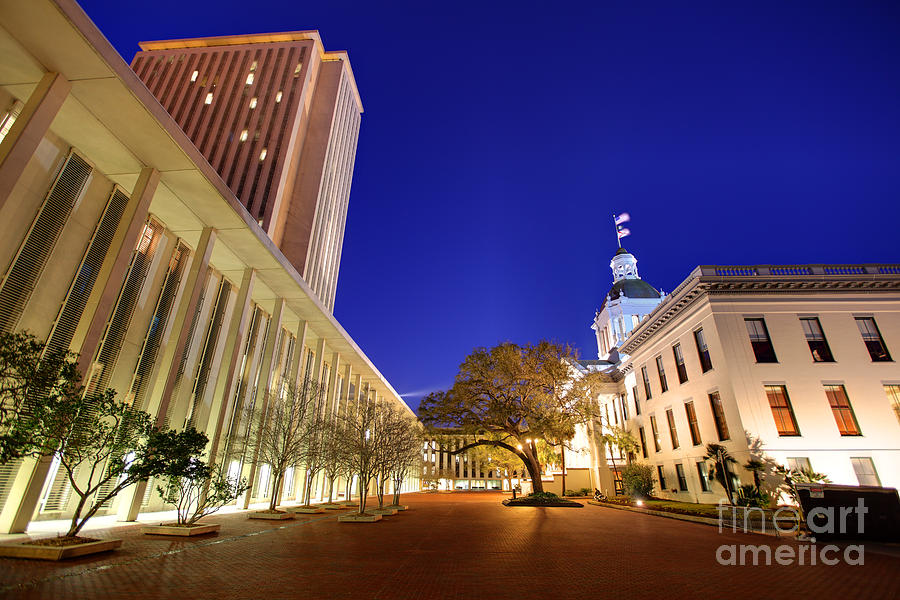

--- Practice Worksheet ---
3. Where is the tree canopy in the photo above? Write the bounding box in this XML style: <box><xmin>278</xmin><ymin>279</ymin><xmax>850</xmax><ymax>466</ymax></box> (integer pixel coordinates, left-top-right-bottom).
<box><xmin>419</xmin><ymin>341</ymin><xmax>605</xmax><ymax>493</ymax></box>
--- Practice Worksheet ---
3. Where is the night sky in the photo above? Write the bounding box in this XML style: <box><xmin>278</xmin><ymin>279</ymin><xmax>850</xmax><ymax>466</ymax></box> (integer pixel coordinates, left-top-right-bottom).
<box><xmin>79</xmin><ymin>0</ymin><xmax>900</xmax><ymax>412</ymax></box>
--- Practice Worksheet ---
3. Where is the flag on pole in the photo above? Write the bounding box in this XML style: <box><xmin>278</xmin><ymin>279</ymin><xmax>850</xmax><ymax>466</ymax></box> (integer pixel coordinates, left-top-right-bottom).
<box><xmin>617</xmin><ymin>226</ymin><xmax>630</xmax><ymax>239</ymax></box>
<box><xmin>614</xmin><ymin>213</ymin><xmax>630</xmax><ymax>226</ymax></box>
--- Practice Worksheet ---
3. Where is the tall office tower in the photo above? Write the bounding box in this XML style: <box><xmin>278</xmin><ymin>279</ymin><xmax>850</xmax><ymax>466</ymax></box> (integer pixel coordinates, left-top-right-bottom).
<box><xmin>131</xmin><ymin>32</ymin><xmax>362</xmax><ymax>311</ymax></box>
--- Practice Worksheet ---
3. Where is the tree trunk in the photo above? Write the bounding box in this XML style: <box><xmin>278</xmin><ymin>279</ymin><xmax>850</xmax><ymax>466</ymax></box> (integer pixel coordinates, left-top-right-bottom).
<box><xmin>357</xmin><ymin>477</ymin><xmax>367</xmax><ymax>514</ymax></box>
<box><xmin>523</xmin><ymin>452</ymin><xmax>543</xmax><ymax>494</ymax></box>
<box><xmin>376</xmin><ymin>476</ymin><xmax>385</xmax><ymax>508</ymax></box>
<box><xmin>561</xmin><ymin>445</ymin><xmax>566</xmax><ymax>496</ymax></box>
<box><xmin>269</xmin><ymin>471</ymin><xmax>282</xmax><ymax>511</ymax></box>
<box><xmin>608</xmin><ymin>453</ymin><xmax>619</xmax><ymax>496</ymax></box>
<box><xmin>67</xmin><ymin>493</ymin><xmax>89</xmax><ymax>537</ymax></box>
<box><xmin>326</xmin><ymin>476</ymin><xmax>334</xmax><ymax>503</ymax></box>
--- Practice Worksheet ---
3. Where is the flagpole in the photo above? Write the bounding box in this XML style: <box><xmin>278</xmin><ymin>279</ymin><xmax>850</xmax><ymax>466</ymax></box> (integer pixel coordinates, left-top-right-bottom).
<box><xmin>614</xmin><ymin>214</ymin><xmax>621</xmax><ymax>248</ymax></box>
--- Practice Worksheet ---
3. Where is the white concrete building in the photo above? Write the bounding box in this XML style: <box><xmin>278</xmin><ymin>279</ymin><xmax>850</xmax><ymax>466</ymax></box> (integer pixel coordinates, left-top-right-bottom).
<box><xmin>585</xmin><ymin>252</ymin><xmax>900</xmax><ymax>501</ymax></box>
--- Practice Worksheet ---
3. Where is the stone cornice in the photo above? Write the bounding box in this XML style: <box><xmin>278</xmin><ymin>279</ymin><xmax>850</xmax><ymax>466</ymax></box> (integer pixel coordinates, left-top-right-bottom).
<box><xmin>620</xmin><ymin>264</ymin><xmax>900</xmax><ymax>355</ymax></box>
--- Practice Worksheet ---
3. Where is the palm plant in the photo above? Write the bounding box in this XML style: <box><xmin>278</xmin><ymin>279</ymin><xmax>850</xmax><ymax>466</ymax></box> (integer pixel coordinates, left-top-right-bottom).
<box><xmin>705</xmin><ymin>443</ymin><xmax>738</xmax><ymax>504</ymax></box>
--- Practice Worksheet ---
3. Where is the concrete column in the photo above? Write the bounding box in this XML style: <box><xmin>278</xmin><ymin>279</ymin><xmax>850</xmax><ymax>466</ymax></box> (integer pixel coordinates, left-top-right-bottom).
<box><xmin>206</xmin><ymin>268</ymin><xmax>256</xmax><ymax>466</ymax></box>
<box><xmin>290</xmin><ymin>320</ymin><xmax>308</xmax><ymax>388</ymax></box>
<box><xmin>74</xmin><ymin>168</ymin><xmax>159</xmax><ymax>376</ymax></box>
<box><xmin>242</xmin><ymin>299</ymin><xmax>284</xmax><ymax>509</ymax></box>
<box><xmin>0</xmin><ymin>72</ymin><xmax>71</xmax><ymax>210</ymax></box>
<box><xmin>118</xmin><ymin>228</ymin><xmax>216</xmax><ymax>522</ymax></box>
<box><xmin>313</xmin><ymin>337</ymin><xmax>326</xmax><ymax>385</ymax></box>
<box><xmin>327</xmin><ymin>352</ymin><xmax>341</xmax><ymax>416</ymax></box>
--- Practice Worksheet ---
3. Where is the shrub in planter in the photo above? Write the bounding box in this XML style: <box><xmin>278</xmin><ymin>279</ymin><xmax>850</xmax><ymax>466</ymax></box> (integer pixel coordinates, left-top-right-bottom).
<box><xmin>621</xmin><ymin>462</ymin><xmax>655</xmax><ymax>498</ymax></box>
<box><xmin>734</xmin><ymin>484</ymin><xmax>772</xmax><ymax>508</ymax></box>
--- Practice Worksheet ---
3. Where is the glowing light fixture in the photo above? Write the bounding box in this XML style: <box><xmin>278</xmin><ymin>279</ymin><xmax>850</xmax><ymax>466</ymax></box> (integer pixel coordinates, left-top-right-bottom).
<box><xmin>204</xmin><ymin>92</ymin><xmax>213</xmax><ymax>104</ymax></box>
<box><xmin>275</xmin><ymin>91</ymin><xmax>283</xmax><ymax>103</ymax></box>
<box><xmin>190</xmin><ymin>70</ymin><xmax>198</xmax><ymax>82</ymax></box>
<box><xmin>259</xmin><ymin>148</ymin><xmax>267</xmax><ymax>161</ymax></box>
<box><xmin>239</xmin><ymin>129</ymin><xmax>248</xmax><ymax>142</ymax></box>
<box><xmin>246</xmin><ymin>73</ymin><xmax>254</xmax><ymax>85</ymax></box>
<box><xmin>249</xmin><ymin>97</ymin><xmax>258</xmax><ymax>109</ymax></box>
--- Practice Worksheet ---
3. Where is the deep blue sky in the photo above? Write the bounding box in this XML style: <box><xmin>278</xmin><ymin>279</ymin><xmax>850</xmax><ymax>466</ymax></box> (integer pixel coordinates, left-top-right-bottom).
<box><xmin>81</xmin><ymin>0</ymin><xmax>900</xmax><ymax>411</ymax></box>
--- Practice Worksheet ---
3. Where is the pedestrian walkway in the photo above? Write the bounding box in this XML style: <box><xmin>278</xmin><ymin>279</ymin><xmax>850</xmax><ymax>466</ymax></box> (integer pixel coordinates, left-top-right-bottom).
<box><xmin>0</xmin><ymin>492</ymin><xmax>896</xmax><ymax>599</ymax></box>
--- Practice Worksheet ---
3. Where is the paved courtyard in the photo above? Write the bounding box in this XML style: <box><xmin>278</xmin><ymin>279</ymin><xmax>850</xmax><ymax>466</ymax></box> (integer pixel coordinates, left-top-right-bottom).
<box><xmin>0</xmin><ymin>492</ymin><xmax>897</xmax><ymax>599</ymax></box>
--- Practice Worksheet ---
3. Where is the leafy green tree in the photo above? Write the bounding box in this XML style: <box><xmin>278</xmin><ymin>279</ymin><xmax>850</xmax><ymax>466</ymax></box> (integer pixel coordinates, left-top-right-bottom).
<box><xmin>37</xmin><ymin>389</ymin><xmax>208</xmax><ymax>537</ymax></box>
<box><xmin>157</xmin><ymin>462</ymin><xmax>248</xmax><ymax>526</ymax></box>
<box><xmin>420</xmin><ymin>341</ymin><xmax>594</xmax><ymax>493</ymax></box>
<box><xmin>705</xmin><ymin>443</ymin><xmax>738</xmax><ymax>504</ymax></box>
<box><xmin>0</xmin><ymin>331</ymin><xmax>80</xmax><ymax>464</ymax></box>
<box><xmin>621</xmin><ymin>462</ymin><xmax>654</xmax><ymax>498</ymax></box>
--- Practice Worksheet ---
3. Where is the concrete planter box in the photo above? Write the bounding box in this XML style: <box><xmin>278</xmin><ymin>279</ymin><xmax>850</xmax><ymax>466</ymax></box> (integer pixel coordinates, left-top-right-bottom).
<box><xmin>288</xmin><ymin>506</ymin><xmax>325</xmax><ymax>514</ymax></box>
<box><xmin>372</xmin><ymin>507</ymin><xmax>398</xmax><ymax>516</ymax></box>
<box><xmin>338</xmin><ymin>513</ymin><xmax>383</xmax><ymax>523</ymax></box>
<box><xmin>249</xmin><ymin>511</ymin><xmax>294</xmax><ymax>520</ymax></box>
<box><xmin>0</xmin><ymin>538</ymin><xmax>122</xmax><ymax>560</ymax></box>
<box><xmin>141</xmin><ymin>523</ymin><xmax>221</xmax><ymax>536</ymax></box>
<box><xmin>385</xmin><ymin>504</ymin><xmax>409</xmax><ymax>511</ymax></box>
<box><xmin>317</xmin><ymin>503</ymin><xmax>345</xmax><ymax>510</ymax></box>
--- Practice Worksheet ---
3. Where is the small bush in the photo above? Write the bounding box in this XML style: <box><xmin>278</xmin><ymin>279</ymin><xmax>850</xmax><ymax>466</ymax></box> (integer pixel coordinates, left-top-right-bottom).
<box><xmin>527</xmin><ymin>491</ymin><xmax>559</xmax><ymax>500</ymax></box>
<box><xmin>621</xmin><ymin>463</ymin><xmax>655</xmax><ymax>498</ymax></box>
<box><xmin>734</xmin><ymin>484</ymin><xmax>772</xmax><ymax>508</ymax></box>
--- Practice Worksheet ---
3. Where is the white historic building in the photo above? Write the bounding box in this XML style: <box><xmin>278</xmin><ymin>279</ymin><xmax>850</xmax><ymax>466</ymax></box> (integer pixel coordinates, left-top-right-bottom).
<box><xmin>580</xmin><ymin>248</ymin><xmax>900</xmax><ymax>501</ymax></box>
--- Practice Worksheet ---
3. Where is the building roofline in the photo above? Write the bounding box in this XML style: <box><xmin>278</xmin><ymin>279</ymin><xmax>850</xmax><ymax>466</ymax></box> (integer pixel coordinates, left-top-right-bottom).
<box><xmin>620</xmin><ymin>264</ymin><xmax>900</xmax><ymax>355</ymax></box>
<box><xmin>137</xmin><ymin>31</ymin><xmax>364</xmax><ymax>113</ymax></box>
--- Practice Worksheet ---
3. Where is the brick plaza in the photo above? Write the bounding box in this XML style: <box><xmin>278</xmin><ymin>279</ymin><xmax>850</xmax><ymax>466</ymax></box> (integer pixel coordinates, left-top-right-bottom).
<box><xmin>0</xmin><ymin>492</ymin><xmax>897</xmax><ymax>599</ymax></box>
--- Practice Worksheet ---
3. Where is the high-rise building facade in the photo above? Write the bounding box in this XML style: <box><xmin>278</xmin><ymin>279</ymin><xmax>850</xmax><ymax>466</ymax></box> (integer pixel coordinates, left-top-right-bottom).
<box><xmin>132</xmin><ymin>32</ymin><xmax>362</xmax><ymax>311</ymax></box>
<box><xmin>0</xmin><ymin>0</ymin><xmax>414</xmax><ymax>534</ymax></box>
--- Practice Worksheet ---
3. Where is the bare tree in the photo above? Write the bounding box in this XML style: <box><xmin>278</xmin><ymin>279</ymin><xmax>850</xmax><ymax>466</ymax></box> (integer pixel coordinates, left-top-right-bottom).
<box><xmin>245</xmin><ymin>378</ymin><xmax>324</xmax><ymax>511</ymax></box>
<box><xmin>372</xmin><ymin>401</ymin><xmax>408</xmax><ymax>510</ymax></box>
<box><xmin>335</xmin><ymin>396</ymin><xmax>379</xmax><ymax>514</ymax></box>
<box><xmin>388</xmin><ymin>415</ymin><xmax>422</xmax><ymax>507</ymax></box>
<box><xmin>320</xmin><ymin>417</ymin><xmax>343</xmax><ymax>504</ymax></box>
<box><xmin>157</xmin><ymin>462</ymin><xmax>248</xmax><ymax>526</ymax></box>
<box><xmin>299</xmin><ymin>401</ymin><xmax>330</xmax><ymax>506</ymax></box>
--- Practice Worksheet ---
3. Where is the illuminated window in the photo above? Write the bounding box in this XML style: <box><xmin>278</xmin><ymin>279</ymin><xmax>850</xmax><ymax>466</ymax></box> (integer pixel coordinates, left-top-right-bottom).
<box><xmin>246</xmin><ymin>73</ymin><xmax>254</xmax><ymax>85</ymax></box>
<box><xmin>886</xmin><ymin>385</ymin><xmax>900</xmax><ymax>425</ymax></box>
<box><xmin>666</xmin><ymin>408</ymin><xmax>679</xmax><ymax>449</ymax></box>
<box><xmin>656</xmin><ymin>356</ymin><xmax>668</xmax><ymax>393</ymax></box>
<box><xmin>650</xmin><ymin>415</ymin><xmax>661</xmax><ymax>452</ymax></box>
<box><xmin>694</xmin><ymin>328</ymin><xmax>713</xmax><ymax>372</ymax></box>
<box><xmin>850</xmin><ymin>457</ymin><xmax>880</xmax><ymax>486</ymax></box>
<box><xmin>0</xmin><ymin>101</ymin><xmax>22</xmax><ymax>145</ymax></box>
<box><xmin>675</xmin><ymin>464</ymin><xmax>688</xmax><ymax>491</ymax></box>
<box><xmin>239</xmin><ymin>129</ymin><xmax>248</xmax><ymax>142</ymax></box>
<box><xmin>685</xmin><ymin>401</ymin><xmax>701</xmax><ymax>446</ymax></box>
<box><xmin>250</xmin><ymin>60</ymin><xmax>258</xmax><ymax>71</ymax></box>
<box><xmin>137</xmin><ymin>223</ymin><xmax>155</xmax><ymax>253</ymax></box>
<box><xmin>765</xmin><ymin>385</ymin><xmax>800</xmax><ymax>436</ymax></box>
<box><xmin>673</xmin><ymin>343</ymin><xmax>688</xmax><ymax>383</ymax></box>
<box><xmin>745</xmin><ymin>318</ymin><xmax>778</xmax><ymax>362</ymax></box>
<box><xmin>801</xmin><ymin>317</ymin><xmax>834</xmax><ymax>362</ymax></box>
<box><xmin>696</xmin><ymin>462</ymin><xmax>710</xmax><ymax>492</ymax></box>
<box><xmin>708</xmin><ymin>392</ymin><xmax>730</xmax><ymax>441</ymax></box>
<box><xmin>787</xmin><ymin>457</ymin><xmax>811</xmax><ymax>473</ymax></box>
<box><xmin>638</xmin><ymin>427</ymin><xmax>648</xmax><ymax>458</ymax></box>
<box><xmin>259</xmin><ymin>148</ymin><xmax>267</xmax><ymax>161</ymax></box>
<box><xmin>294</xmin><ymin>62</ymin><xmax>303</xmax><ymax>77</ymax></box>
<box><xmin>190</xmin><ymin>70</ymin><xmax>198</xmax><ymax>82</ymax></box>
<box><xmin>204</xmin><ymin>92</ymin><xmax>213</xmax><ymax>105</ymax></box>
<box><xmin>249</xmin><ymin>97</ymin><xmax>258</xmax><ymax>109</ymax></box>
<box><xmin>824</xmin><ymin>384</ymin><xmax>861</xmax><ymax>436</ymax></box>
<box><xmin>855</xmin><ymin>317</ymin><xmax>891</xmax><ymax>362</ymax></box>
<box><xmin>275</xmin><ymin>91</ymin><xmax>283</xmax><ymax>103</ymax></box>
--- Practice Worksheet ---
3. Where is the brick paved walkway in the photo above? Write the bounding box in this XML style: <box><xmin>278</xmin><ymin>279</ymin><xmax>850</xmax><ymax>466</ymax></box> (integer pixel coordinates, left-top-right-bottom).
<box><xmin>0</xmin><ymin>492</ymin><xmax>897</xmax><ymax>599</ymax></box>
